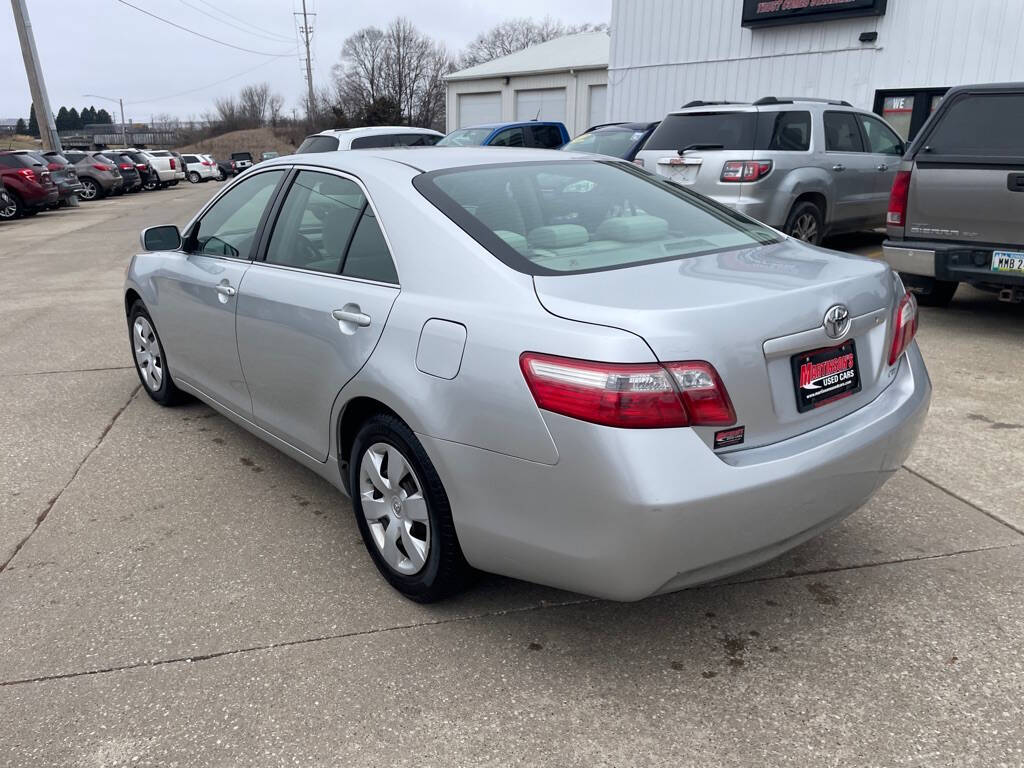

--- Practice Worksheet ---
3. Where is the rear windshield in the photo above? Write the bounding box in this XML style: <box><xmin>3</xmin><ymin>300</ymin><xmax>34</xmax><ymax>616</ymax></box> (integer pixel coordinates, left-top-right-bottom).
<box><xmin>0</xmin><ymin>153</ymin><xmax>39</xmax><ymax>168</ymax></box>
<box><xmin>924</xmin><ymin>93</ymin><xmax>1024</xmax><ymax>157</ymax></box>
<box><xmin>437</xmin><ymin>128</ymin><xmax>492</xmax><ymax>147</ymax></box>
<box><xmin>414</xmin><ymin>161</ymin><xmax>779</xmax><ymax>275</ymax></box>
<box><xmin>297</xmin><ymin>135</ymin><xmax>339</xmax><ymax>153</ymax></box>
<box><xmin>149</xmin><ymin>150</ymin><xmax>171</xmax><ymax>157</ymax></box>
<box><xmin>231</xmin><ymin>152</ymin><xmax>253</xmax><ymax>160</ymax></box>
<box><xmin>562</xmin><ymin>127</ymin><xmax>646</xmax><ymax>158</ymax></box>
<box><xmin>645</xmin><ymin>112</ymin><xmax>757</xmax><ymax>151</ymax></box>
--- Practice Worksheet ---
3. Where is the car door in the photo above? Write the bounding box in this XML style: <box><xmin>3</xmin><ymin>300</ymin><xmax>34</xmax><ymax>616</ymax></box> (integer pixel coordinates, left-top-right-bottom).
<box><xmin>856</xmin><ymin>113</ymin><xmax>904</xmax><ymax>223</ymax></box>
<box><xmin>235</xmin><ymin>168</ymin><xmax>400</xmax><ymax>461</ymax></box>
<box><xmin>152</xmin><ymin>168</ymin><xmax>286</xmax><ymax>415</ymax></box>
<box><xmin>822</xmin><ymin>110</ymin><xmax>876</xmax><ymax>226</ymax></box>
<box><xmin>488</xmin><ymin>127</ymin><xmax>526</xmax><ymax>147</ymax></box>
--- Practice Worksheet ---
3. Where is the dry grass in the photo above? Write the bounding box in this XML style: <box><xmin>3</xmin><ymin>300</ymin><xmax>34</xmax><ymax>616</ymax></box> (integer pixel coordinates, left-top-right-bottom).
<box><xmin>1</xmin><ymin>134</ymin><xmax>44</xmax><ymax>151</ymax></box>
<box><xmin>175</xmin><ymin>127</ymin><xmax>296</xmax><ymax>162</ymax></box>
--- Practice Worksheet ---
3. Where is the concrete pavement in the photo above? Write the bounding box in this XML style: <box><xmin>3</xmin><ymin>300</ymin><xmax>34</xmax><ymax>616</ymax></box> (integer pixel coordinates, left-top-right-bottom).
<box><xmin>1</xmin><ymin>183</ymin><xmax>1021</xmax><ymax>766</ymax></box>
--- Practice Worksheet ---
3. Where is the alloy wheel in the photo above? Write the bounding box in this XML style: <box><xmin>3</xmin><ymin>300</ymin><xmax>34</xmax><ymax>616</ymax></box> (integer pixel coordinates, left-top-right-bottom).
<box><xmin>132</xmin><ymin>316</ymin><xmax>164</xmax><ymax>392</ymax></box>
<box><xmin>79</xmin><ymin>179</ymin><xmax>98</xmax><ymax>200</ymax></box>
<box><xmin>0</xmin><ymin>196</ymin><xmax>17</xmax><ymax>219</ymax></box>
<box><xmin>358</xmin><ymin>442</ymin><xmax>431</xmax><ymax>575</ymax></box>
<box><xmin>790</xmin><ymin>213</ymin><xmax>819</xmax><ymax>243</ymax></box>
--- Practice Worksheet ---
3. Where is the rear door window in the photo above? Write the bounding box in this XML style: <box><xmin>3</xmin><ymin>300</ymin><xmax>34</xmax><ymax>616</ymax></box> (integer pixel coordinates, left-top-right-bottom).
<box><xmin>924</xmin><ymin>93</ymin><xmax>1024</xmax><ymax>157</ymax></box>
<box><xmin>644</xmin><ymin>112</ymin><xmax>756</xmax><ymax>151</ymax></box>
<box><xmin>756</xmin><ymin>111</ymin><xmax>811</xmax><ymax>151</ymax></box>
<box><xmin>191</xmin><ymin>170</ymin><xmax>284</xmax><ymax>259</ymax></box>
<box><xmin>526</xmin><ymin>125</ymin><xmax>564</xmax><ymax>148</ymax></box>
<box><xmin>824</xmin><ymin>112</ymin><xmax>865</xmax><ymax>152</ymax></box>
<box><xmin>489</xmin><ymin>127</ymin><xmax>525</xmax><ymax>147</ymax></box>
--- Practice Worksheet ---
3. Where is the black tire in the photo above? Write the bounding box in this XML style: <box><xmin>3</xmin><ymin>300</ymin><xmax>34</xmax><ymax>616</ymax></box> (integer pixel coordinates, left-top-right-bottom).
<box><xmin>187</xmin><ymin>171</ymin><xmax>200</xmax><ymax>184</ymax></box>
<box><xmin>784</xmin><ymin>200</ymin><xmax>825</xmax><ymax>245</ymax></box>
<box><xmin>143</xmin><ymin>177</ymin><xmax>159</xmax><ymax>191</ymax></box>
<box><xmin>78</xmin><ymin>177</ymin><xmax>102</xmax><ymax>201</ymax></box>
<box><xmin>909</xmin><ymin>277</ymin><xmax>958</xmax><ymax>307</ymax></box>
<box><xmin>127</xmin><ymin>300</ymin><xmax>186</xmax><ymax>406</ymax></box>
<box><xmin>169</xmin><ymin>180</ymin><xmax>179</xmax><ymax>187</ymax></box>
<box><xmin>349</xmin><ymin>413</ymin><xmax>473</xmax><ymax>602</ymax></box>
<box><xmin>0</xmin><ymin>192</ymin><xmax>23</xmax><ymax>220</ymax></box>
<box><xmin>217</xmin><ymin>169</ymin><xmax>227</xmax><ymax>181</ymax></box>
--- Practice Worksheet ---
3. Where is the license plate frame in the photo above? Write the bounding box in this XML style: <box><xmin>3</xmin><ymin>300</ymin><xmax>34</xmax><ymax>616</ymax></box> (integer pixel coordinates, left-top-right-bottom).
<box><xmin>991</xmin><ymin>250</ymin><xmax>1024</xmax><ymax>274</ymax></box>
<box><xmin>791</xmin><ymin>340</ymin><xmax>861</xmax><ymax>413</ymax></box>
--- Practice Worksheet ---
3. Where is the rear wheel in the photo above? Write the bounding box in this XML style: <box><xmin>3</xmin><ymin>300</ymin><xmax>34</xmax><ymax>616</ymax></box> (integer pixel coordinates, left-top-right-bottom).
<box><xmin>143</xmin><ymin>176</ymin><xmax>158</xmax><ymax>191</ymax></box>
<box><xmin>78</xmin><ymin>178</ymin><xmax>100</xmax><ymax>200</ymax></box>
<box><xmin>128</xmin><ymin>301</ymin><xmax>186</xmax><ymax>406</ymax></box>
<box><xmin>187</xmin><ymin>171</ymin><xmax>200</xmax><ymax>184</ymax></box>
<box><xmin>349</xmin><ymin>413</ymin><xmax>473</xmax><ymax>602</ymax></box>
<box><xmin>909</xmin><ymin>277</ymin><xmax>958</xmax><ymax>307</ymax></box>
<box><xmin>0</xmin><ymin>192</ymin><xmax>22</xmax><ymax>220</ymax></box>
<box><xmin>785</xmin><ymin>200</ymin><xmax>824</xmax><ymax>245</ymax></box>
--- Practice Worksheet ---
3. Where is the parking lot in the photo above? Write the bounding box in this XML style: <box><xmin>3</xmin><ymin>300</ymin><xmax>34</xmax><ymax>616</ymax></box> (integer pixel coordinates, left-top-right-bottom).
<box><xmin>1</xmin><ymin>182</ymin><xmax>1022</xmax><ymax>765</ymax></box>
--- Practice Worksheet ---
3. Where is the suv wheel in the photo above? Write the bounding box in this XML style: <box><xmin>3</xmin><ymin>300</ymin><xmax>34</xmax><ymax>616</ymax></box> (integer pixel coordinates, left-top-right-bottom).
<box><xmin>0</xmin><ymin>191</ymin><xmax>22</xmax><ymax>220</ymax></box>
<box><xmin>187</xmin><ymin>171</ymin><xmax>201</xmax><ymax>184</ymax></box>
<box><xmin>349</xmin><ymin>413</ymin><xmax>473</xmax><ymax>602</ymax></box>
<box><xmin>785</xmin><ymin>201</ymin><xmax>824</xmax><ymax>245</ymax></box>
<box><xmin>909</xmin><ymin>277</ymin><xmax>958</xmax><ymax>307</ymax></box>
<box><xmin>78</xmin><ymin>178</ymin><xmax>100</xmax><ymax>201</ymax></box>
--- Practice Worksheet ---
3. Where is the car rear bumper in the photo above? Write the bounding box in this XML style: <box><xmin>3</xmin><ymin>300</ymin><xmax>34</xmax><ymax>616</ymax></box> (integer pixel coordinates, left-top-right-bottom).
<box><xmin>884</xmin><ymin>239</ymin><xmax>1024</xmax><ymax>287</ymax></box>
<box><xmin>421</xmin><ymin>343</ymin><xmax>930</xmax><ymax>601</ymax></box>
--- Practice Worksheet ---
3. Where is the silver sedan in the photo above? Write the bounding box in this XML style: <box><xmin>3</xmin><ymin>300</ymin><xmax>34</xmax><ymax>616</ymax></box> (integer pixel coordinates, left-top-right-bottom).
<box><xmin>124</xmin><ymin>147</ymin><xmax>931</xmax><ymax>602</ymax></box>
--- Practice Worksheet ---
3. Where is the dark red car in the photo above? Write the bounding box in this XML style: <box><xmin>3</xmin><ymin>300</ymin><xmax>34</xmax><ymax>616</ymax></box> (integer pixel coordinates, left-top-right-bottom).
<box><xmin>0</xmin><ymin>151</ymin><xmax>59</xmax><ymax>219</ymax></box>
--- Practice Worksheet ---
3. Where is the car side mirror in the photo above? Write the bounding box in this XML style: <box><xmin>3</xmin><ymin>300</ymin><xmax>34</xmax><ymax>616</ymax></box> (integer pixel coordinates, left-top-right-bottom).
<box><xmin>141</xmin><ymin>225</ymin><xmax>181</xmax><ymax>251</ymax></box>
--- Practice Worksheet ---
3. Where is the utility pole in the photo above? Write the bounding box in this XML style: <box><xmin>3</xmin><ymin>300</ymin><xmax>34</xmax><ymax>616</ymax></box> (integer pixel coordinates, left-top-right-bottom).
<box><xmin>296</xmin><ymin>0</ymin><xmax>316</xmax><ymax>124</ymax></box>
<box><xmin>118</xmin><ymin>97</ymin><xmax>127</xmax><ymax>147</ymax></box>
<box><xmin>11</xmin><ymin>0</ymin><xmax>61</xmax><ymax>152</ymax></box>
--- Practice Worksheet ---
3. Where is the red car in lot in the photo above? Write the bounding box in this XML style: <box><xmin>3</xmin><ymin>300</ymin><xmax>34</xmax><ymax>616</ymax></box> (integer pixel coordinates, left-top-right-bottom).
<box><xmin>0</xmin><ymin>151</ymin><xmax>59</xmax><ymax>219</ymax></box>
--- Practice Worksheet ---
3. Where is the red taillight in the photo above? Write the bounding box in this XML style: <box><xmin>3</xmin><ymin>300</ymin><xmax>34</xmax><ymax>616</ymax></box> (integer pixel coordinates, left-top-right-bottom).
<box><xmin>201</xmin><ymin>160</ymin><xmax>212</xmax><ymax>166</ymax></box>
<box><xmin>119</xmin><ymin>163</ymin><xmax>132</xmax><ymax>170</ymax></box>
<box><xmin>721</xmin><ymin>160</ymin><xmax>773</xmax><ymax>182</ymax></box>
<box><xmin>47</xmin><ymin>162</ymin><xmax>61</xmax><ymax>171</ymax></box>
<box><xmin>169</xmin><ymin>158</ymin><xmax>176</xmax><ymax>169</ymax></box>
<box><xmin>888</xmin><ymin>290</ymin><xmax>919</xmax><ymax>365</ymax></box>
<box><xmin>887</xmin><ymin>170</ymin><xmax>911</xmax><ymax>226</ymax></box>
<box><xmin>136</xmin><ymin>164</ymin><xmax>146</xmax><ymax>170</ymax></box>
<box><xmin>92</xmin><ymin>163</ymin><xmax>111</xmax><ymax>171</ymax></box>
<box><xmin>519</xmin><ymin>353</ymin><xmax>735</xmax><ymax>429</ymax></box>
<box><xmin>16</xmin><ymin>168</ymin><xmax>36</xmax><ymax>180</ymax></box>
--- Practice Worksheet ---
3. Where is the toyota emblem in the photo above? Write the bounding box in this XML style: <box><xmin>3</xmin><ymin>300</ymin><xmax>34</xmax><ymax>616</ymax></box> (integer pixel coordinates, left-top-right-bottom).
<box><xmin>823</xmin><ymin>304</ymin><xmax>851</xmax><ymax>340</ymax></box>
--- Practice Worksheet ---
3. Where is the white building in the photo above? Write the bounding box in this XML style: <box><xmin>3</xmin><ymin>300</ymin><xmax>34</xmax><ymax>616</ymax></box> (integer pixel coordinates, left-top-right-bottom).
<box><xmin>445</xmin><ymin>32</ymin><xmax>609</xmax><ymax>137</ymax></box>
<box><xmin>608</xmin><ymin>0</ymin><xmax>1024</xmax><ymax>140</ymax></box>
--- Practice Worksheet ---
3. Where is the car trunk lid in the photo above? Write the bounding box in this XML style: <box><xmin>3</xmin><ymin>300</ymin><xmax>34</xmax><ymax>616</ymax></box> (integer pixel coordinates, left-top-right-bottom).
<box><xmin>533</xmin><ymin>242</ymin><xmax>898</xmax><ymax>451</ymax></box>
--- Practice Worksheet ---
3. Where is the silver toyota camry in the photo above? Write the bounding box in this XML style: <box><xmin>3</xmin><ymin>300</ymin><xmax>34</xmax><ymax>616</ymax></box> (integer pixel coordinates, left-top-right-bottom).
<box><xmin>124</xmin><ymin>147</ymin><xmax>931</xmax><ymax>602</ymax></box>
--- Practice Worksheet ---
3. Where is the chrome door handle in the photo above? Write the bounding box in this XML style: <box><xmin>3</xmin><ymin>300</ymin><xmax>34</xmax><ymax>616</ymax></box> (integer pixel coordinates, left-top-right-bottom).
<box><xmin>832</xmin><ymin>164</ymin><xmax>846</xmax><ymax>172</ymax></box>
<box><xmin>215</xmin><ymin>284</ymin><xmax>236</xmax><ymax>296</ymax></box>
<box><xmin>333</xmin><ymin>308</ymin><xmax>371</xmax><ymax>327</ymax></box>
<box><xmin>877</xmin><ymin>163</ymin><xmax>889</xmax><ymax>171</ymax></box>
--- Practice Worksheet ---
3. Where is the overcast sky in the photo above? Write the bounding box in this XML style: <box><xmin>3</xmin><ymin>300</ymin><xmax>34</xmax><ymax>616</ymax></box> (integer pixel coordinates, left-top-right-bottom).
<box><xmin>1</xmin><ymin>0</ymin><xmax>611</xmax><ymax>123</ymax></box>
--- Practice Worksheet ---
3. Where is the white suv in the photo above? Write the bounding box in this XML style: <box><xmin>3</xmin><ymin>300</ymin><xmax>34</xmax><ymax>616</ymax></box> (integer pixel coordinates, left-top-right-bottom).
<box><xmin>135</xmin><ymin>149</ymin><xmax>186</xmax><ymax>186</ymax></box>
<box><xmin>180</xmin><ymin>153</ymin><xmax>218</xmax><ymax>183</ymax></box>
<box><xmin>297</xmin><ymin>126</ymin><xmax>443</xmax><ymax>153</ymax></box>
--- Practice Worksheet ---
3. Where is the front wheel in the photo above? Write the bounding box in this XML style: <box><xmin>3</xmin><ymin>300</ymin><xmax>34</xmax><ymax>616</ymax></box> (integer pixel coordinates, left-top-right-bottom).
<box><xmin>128</xmin><ymin>301</ymin><xmax>186</xmax><ymax>406</ymax></box>
<box><xmin>349</xmin><ymin>414</ymin><xmax>473</xmax><ymax>602</ymax></box>
<box><xmin>785</xmin><ymin>200</ymin><xmax>824</xmax><ymax>245</ymax></box>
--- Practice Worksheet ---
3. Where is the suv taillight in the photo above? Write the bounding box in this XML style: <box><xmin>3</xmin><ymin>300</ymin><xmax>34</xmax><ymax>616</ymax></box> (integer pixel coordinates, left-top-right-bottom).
<box><xmin>519</xmin><ymin>353</ymin><xmax>736</xmax><ymax>429</ymax></box>
<box><xmin>119</xmin><ymin>163</ymin><xmax>132</xmax><ymax>170</ymax></box>
<box><xmin>169</xmin><ymin>158</ymin><xmax>176</xmax><ymax>169</ymax></box>
<box><xmin>888</xmin><ymin>290</ymin><xmax>919</xmax><ymax>365</ymax></box>
<box><xmin>92</xmin><ymin>164</ymin><xmax>111</xmax><ymax>171</ymax></box>
<box><xmin>721</xmin><ymin>160</ymin><xmax>773</xmax><ymax>182</ymax></box>
<box><xmin>887</xmin><ymin>170</ymin><xmax>912</xmax><ymax>226</ymax></box>
<box><xmin>16</xmin><ymin>168</ymin><xmax>37</xmax><ymax>180</ymax></box>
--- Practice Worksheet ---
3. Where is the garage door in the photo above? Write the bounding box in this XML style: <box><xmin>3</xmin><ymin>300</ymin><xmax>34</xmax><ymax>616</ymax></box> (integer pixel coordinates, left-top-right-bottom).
<box><xmin>515</xmin><ymin>88</ymin><xmax>566</xmax><ymax>124</ymax></box>
<box><xmin>588</xmin><ymin>85</ymin><xmax>608</xmax><ymax>129</ymax></box>
<box><xmin>458</xmin><ymin>92</ymin><xmax>501</xmax><ymax>128</ymax></box>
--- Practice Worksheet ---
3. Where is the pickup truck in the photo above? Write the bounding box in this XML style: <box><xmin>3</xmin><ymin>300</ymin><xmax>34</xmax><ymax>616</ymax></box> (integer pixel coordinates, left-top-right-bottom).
<box><xmin>230</xmin><ymin>151</ymin><xmax>254</xmax><ymax>175</ymax></box>
<box><xmin>137</xmin><ymin>149</ymin><xmax>186</xmax><ymax>187</ymax></box>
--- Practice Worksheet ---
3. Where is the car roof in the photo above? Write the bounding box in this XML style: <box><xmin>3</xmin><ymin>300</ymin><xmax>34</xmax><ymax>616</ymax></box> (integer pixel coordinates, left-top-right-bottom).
<box><xmin>669</xmin><ymin>97</ymin><xmax>857</xmax><ymax>115</ymax></box>
<box><xmin>455</xmin><ymin>121</ymin><xmax>562</xmax><ymax>131</ymax></box>
<box><xmin>588</xmin><ymin>121</ymin><xmax>659</xmax><ymax>132</ymax></box>
<box><xmin>273</xmin><ymin>146</ymin><xmax>596</xmax><ymax>173</ymax></box>
<box><xmin>314</xmin><ymin>126</ymin><xmax>443</xmax><ymax>138</ymax></box>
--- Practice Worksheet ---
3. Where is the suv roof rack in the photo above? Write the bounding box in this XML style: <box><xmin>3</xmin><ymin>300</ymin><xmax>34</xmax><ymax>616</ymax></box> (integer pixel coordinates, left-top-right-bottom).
<box><xmin>680</xmin><ymin>100</ymin><xmax>741</xmax><ymax>109</ymax></box>
<box><xmin>754</xmin><ymin>96</ymin><xmax>853</xmax><ymax>107</ymax></box>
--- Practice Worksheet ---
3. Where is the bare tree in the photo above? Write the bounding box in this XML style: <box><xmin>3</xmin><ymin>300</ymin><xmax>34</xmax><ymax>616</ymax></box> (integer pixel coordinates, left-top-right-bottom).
<box><xmin>459</xmin><ymin>17</ymin><xmax>608</xmax><ymax>68</ymax></box>
<box><xmin>214</xmin><ymin>95</ymin><xmax>241</xmax><ymax>130</ymax></box>
<box><xmin>239</xmin><ymin>82</ymin><xmax>273</xmax><ymax>127</ymax></box>
<box><xmin>268</xmin><ymin>92</ymin><xmax>284</xmax><ymax>126</ymax></box>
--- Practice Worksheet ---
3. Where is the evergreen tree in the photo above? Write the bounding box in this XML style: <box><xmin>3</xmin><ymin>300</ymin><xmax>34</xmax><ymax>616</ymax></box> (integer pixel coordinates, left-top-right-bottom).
<box><xmin>28</xmin><ymin>104</ymin><xmax>39</xmax><ymax>137</ymax></box>
<box><xmin>81</xmin><ymin>105</ymin><xmax>96</xmax><ymax>124</ymax></box>
<box><xmin>55</xmin><ymin>106</ymin><xmax>69</xmax><ymax>131</ymax></box>
<box><xmin>96</xmin><ymin>108</ymin><xmax>113</xmax><ymax>124</ymax></box>
<box><xmin>15</xmin><ymin>118</ymin><xmax>27</xmax><ymax>134</ymax></box>
<box><xmin>68</xmin><ymin>107</ymin><xmax>81</xmax><ymax>129</ymax></box>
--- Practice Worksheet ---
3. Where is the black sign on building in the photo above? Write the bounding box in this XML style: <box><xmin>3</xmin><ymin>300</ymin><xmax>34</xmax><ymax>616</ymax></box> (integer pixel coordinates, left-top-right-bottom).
<box><xmin>742</xmin><ymin>0</ymin><xmax>887</xmax><ymax>28</ymax></box>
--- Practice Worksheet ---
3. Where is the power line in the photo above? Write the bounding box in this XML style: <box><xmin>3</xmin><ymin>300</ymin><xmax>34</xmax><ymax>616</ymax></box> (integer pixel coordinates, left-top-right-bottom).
<box><xmin>128</xmin><ymin>55</ymin><xmax>292</xmax><ymax>105</ymax></box>
<box><xmin>175</xmin><ymin>0</ymin><xmax>294</xmax><ymax>44</ymax></box>
<box><xmin>113</xmin><ymin>0</ymin><xmax>293</xmax><ymax>56</ymax></box>
<box><xmin>191</xmin><ymin>0</ymin><xmax>296</xmax><ymax>43</ymax></box>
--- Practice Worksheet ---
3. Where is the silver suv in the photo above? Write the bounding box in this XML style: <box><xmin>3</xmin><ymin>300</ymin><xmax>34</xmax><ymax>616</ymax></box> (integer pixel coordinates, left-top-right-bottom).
<box><xmin>883</xmin><ymin>83</ymin><xmax>1024</xmax><ymax>306</ymax></box>
<box><xmin>635</xmin><ymin>97</ymin><xmax>905</xmax><ymax>244</ymax></box>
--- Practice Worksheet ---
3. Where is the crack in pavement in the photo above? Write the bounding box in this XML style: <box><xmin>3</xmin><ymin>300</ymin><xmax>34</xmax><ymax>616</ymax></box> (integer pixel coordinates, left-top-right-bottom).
<box><xmin>902</xmin><ymin>464</ymin><xmax>1024</xmax><ymax>536</ymax></box>
<box><xmin>0</xmin><ymin>366</ymin><xmax>133</xmax><ymax>378</ymax></box>
<box><xmin>0</xmin><ymin>385</ymin><xmax>141</xmax><ymax>575</ymax></box>
<box><xmin>1</xmin><ymin>543</ymin><xmax>1016</xmax><ymax>689</ymax></box>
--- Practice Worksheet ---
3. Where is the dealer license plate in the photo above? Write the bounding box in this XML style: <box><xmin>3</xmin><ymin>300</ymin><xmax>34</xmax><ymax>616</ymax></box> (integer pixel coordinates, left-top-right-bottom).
<box><xmin>792</xmin><ymin>340</ymin><xmax>861</xmax><ymax>413</ymax></box>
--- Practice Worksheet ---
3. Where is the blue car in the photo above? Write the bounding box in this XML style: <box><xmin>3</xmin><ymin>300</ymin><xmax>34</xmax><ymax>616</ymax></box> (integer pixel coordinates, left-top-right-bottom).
<box><xmin>438</xmin><ymin>121</ymin><xmax>569</xmax><ymax>149</ymax></box>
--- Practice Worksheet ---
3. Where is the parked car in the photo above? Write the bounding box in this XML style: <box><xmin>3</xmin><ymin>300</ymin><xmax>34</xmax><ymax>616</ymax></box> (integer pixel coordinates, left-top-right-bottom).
<box><xmin>260</xmin><ymin>151</ymin><xmax>280</xmax><ymax>161</ymax></box>
<box><xmin>0</xmin><ymin>180</ymin><xmax>13</xmax><ymax>219</ymax></box>
<box><xmin>51</xmin><ymin>149</ymin><xmax>124</xmax><ymax>200</ymax></box>
<box><xmin>212</xmin><ymin>157</ymin><xmax>231</xmax><ymax>181</ymax></box>
<box><xmin>634</xmin><ymin>98</ymin><xmax>906</xmax><ymax>244</ymax></box>
<box><xmin>101</xmin><ymin>151</ymin><xmax>143</xmax><ymax>193</ymax></box>
<box><xmin>438</xmin><ymin>121</ymin><xmax>569</xmax><ymax>149</ymax></box>
<box><xmin>125</xmin><ymin>147</ymin><xmax>930</xmax><ymax>602</ymax></box>
<box><xmin>297</xmin><ymin>127</ymin><xmax>444</xmax><ymax>153</ymax></box>
<box><xmin>0</xmin><ymin>150</ymin><xmax>59</xmax><ymax>218</ymax></box>
<box><xmin>121</xmin><ymin>150</ymin><xmax>160</xmax><ymax>191</ymax></box>
<box><xmin>560</xmin><ymin>121</ymin><xmax>660</xmax><ymax>162</ymax></box>
<box><xmin>180</xmin><ymin>153</ymin><xmax>217</xmax><ymax>183</ymax></box>
<box><xmin>883</xmin><ymin>82</ymin><xmax>1024</xmax><ymax>306</ymax></box>
<box><xmin>16</xmin><ymin>150</ymin><xmax>83</xmax><ymax>206</ymax></box>
<box><xmin>138</xmin><ymin>150</ymin><xmax>185</xmax><ymax>187</ymax></box>
<box><xmin>229</xmin><ymin>151</ymin><xmax>254</xmax><ymax>175</ymax></box>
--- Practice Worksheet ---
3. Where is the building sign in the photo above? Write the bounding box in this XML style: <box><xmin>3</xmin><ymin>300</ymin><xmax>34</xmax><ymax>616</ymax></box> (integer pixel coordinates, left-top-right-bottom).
<box><xmin>742</xmin><ymin>0</ymin><xmax>887</xmax><ymax>28</ymax></box>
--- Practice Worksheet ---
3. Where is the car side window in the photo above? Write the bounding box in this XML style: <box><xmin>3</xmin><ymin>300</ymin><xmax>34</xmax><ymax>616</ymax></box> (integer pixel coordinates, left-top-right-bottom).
<box><xmin>527</xmin><ymin>125</ymin><xmax>564</xmax><ymax>148</ymax></box>
<box><xmin>490</xmin><ymin>127</ymin><xmax>525</xmax><ymax>147</ymax></box>
<box><xmin>394</xmin><ymin>133</ymin><xmax>440</xmax><ymax>147</ymax></box>
<box><xmin>824</xmin><ymin>112</ymin><xmax>865</xmax><ymax>153</ymax></box>
<box><xmin>191</xmin><ymin>170</ymin><xmax>284</xmax><ymax>259</ymax></box>
<box><xmin>342</xmin><ymin>206</ymin><xmax>398</xmax><ymax>284</ymax></box>
<box><xmin>858</xmin><ymin>115</ymin><xmax>903</xmax><ymax>155</ymax></box>
<box><xmin>265</xmin><ymin>170</ymin><xmax>366</xmax><ymax>274</ymax></box>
